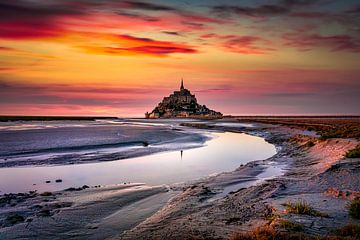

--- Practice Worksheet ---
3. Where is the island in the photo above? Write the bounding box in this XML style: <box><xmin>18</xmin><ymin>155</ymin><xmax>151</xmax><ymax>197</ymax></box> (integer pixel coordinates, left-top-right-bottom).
<box><xmin>145</xmin><ymin>80</ymin><xmax>222</xmax><ymax>119</ymax></box>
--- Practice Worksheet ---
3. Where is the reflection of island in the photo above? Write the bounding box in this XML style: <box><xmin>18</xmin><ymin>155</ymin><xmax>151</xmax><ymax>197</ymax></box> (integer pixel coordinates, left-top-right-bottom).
<box><xmin>145</xmin><ymin>80</ymin><xmax>222</xmax><ymax>119</ymax></box>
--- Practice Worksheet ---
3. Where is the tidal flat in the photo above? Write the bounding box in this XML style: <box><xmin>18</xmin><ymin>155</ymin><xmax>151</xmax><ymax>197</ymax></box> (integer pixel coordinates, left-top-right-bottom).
<box><xmin>0</xmin><ymin>117</ymin><xmax>359</xmax><ymax>239</ymax></box>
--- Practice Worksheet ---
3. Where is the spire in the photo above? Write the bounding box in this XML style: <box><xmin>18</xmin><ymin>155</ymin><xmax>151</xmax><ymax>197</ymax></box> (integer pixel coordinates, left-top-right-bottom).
<box><xmin>180</xmin><ymin>78</ymin><xmax>184</xmax><ymax>90</ymax></box>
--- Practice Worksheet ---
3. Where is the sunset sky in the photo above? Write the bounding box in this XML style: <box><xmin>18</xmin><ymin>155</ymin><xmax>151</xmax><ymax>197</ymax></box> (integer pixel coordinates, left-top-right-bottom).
<box><xmin>0</xmin><ymin>0</ymin><xmax>359</xmax><ymax>116</ymax></box>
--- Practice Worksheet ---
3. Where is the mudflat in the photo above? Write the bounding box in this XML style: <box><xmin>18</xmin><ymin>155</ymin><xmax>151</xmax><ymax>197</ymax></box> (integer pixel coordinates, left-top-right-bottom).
<box><xmin>1</xmin><ymin>117</ymin><xmax>359</xmax><ymax>239</ymax></box>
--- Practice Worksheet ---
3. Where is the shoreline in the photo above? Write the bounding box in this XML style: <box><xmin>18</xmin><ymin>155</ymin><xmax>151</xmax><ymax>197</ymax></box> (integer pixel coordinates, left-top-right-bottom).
<box><xmin>0</xmin><ymin>121</ymin><xmax>210</xmax><ymax>168</ymax></box>
<box><xmin>0</xmin><ymin>121</ymin><xmax>278</xmax><ymax>239</ymax></box>
<box><xmin>1</xmin><ymin>119</ymin><xmax>359</xmax><ymax>239</ymax></box>
<box><xmin>118</xmin><ymin>121</ymin><xmax>360</xmax><ymax>239</ymax></box>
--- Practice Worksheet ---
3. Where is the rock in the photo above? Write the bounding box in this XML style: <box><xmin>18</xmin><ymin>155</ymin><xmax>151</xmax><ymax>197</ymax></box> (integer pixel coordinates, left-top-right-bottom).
<box><xmin>55</xmin><ymin>179</ymin><xmax>62</xmax><ymax>183</ymax></box>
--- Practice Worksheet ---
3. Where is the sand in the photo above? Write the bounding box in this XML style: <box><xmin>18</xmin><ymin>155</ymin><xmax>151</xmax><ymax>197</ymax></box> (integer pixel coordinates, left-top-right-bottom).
<box><xmin>0</xmin><ymin>184</ymin><xmax>177</xmax><ymax>239</ymax></box>
<box><xmin>118</xmin><ymin>122</ymin><xmax>360</xmax><ymax>239</ymax></box>
<box><xmin>1</xmin><ymin>120</ymin><xmax>359</xmax><ymax>239</ymax></box>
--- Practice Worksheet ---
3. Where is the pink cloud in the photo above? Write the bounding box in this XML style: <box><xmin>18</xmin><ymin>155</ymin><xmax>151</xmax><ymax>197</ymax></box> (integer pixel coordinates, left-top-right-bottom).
<box><xmin>283</xmin><ymin>32</ymin><xmax>360</xmax><ymax>52</ymax></box>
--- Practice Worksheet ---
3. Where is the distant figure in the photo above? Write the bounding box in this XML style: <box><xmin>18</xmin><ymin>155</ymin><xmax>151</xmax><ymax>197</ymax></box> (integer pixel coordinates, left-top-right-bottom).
<box><xmin>181</xmin><ymin>150</ymin><xmax>183</xmax><ymax>159</ymax></box>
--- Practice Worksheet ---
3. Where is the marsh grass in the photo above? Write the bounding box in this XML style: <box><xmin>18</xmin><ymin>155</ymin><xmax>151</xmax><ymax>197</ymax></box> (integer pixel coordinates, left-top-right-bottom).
<box><xmin>284</xmin><ymin>201</ymin><xmax>328</xmax><ymax>217</ymax></box>
<box><xmin>347</xmin><ymin>198</ymin><xmax>360</xmax><ymax>219</ymax></box>
<box><xmin>279</xmin><ymin>219</ymin><xmax>304</xmax><ymax>231</ymax></box>
<box><xmin>40</xmin><ymin>192</ymin><xmax>52</xmax><ymax>197</ymax></box>
<box><xmin>332</xmin><ymin>224</ymin><xmax>360</xmax><ymax>238</ymax></box>
<box><xmin>231</xmin><ymin>224</ymin><xmax>360</xmax><ymax>240</ymax></box>
<box><xmin>305</xmin><ymin>140</ymin><xmax>315</xmax><ymax>147</ymax></box>
<box><xmin>345</xmin><ymin>144</ymin><xmax>360</xmax><ymax>158</ymax></box>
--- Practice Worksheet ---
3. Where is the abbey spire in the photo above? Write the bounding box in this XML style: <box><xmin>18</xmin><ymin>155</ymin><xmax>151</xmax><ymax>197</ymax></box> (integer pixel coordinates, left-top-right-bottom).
<box><xmin>180</xmin><ymin>78</ymin><xmax>184</xmax><ymax>90</ymax></box>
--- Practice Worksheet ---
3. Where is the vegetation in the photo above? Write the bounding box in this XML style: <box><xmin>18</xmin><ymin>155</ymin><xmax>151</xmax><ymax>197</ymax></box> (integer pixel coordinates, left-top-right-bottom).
<box><xmin>284</xmin><ymin>201</ymin><xmax>328</xmax><ymax>217</ymax></box>
<box><xmin>318</xmin><ymin>126</ymin><xmax>360</xmax><ymax>140</ymax></box>
<box><xmin>345</xmin><ymin>144</ymin><xmax>360</xmax><ymax>158</ymax></box>
<box><xmin>40</xmin><ymin>192</ymin><xmax>52</xmax><ymax>196</ymax></box>
<box><xmin>279</xmin><ymin>219</ymin><xmax>303</xmax><ymax>232</ymax></box>
<box><xmin>347</xmin><ymin>198</ymin><xmax>360</xmax><ymax>219</ymax></box>
<box><xmin>65</xmin><ymin>185</ymin><xmax>90</xmax><ymax>191</ymax></box>
<box><xmin>231</xmin><ymin>224</ymin><xmax>360</xmax><ymax>240</ymax></box>
<box><xmin>332</xmin><ymin>224</ymin><xmax>360</xmax><ymax>239</ymax></box>
<box><xmin>236</xmin><ymin>117</ymin><xmax>360</xmax><ymax>139</ymax></box>
<box><xmin>305</xmin><ymin>140</ymin><xmax>315</xmax><ymax>147</ymax></box>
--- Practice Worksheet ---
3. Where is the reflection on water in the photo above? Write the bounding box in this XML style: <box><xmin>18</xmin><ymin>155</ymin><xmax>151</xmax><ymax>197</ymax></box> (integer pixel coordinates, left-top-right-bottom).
<box><xmin>0</xmin><ymin>132</ymin><xmax>276</xmax><ymax>194</ymax></box>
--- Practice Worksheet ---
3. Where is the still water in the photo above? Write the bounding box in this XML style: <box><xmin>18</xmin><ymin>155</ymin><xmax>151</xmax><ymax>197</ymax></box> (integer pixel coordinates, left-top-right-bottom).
<box><xmin>0</xmin><ymin>130</ymin><xmax>276</xmax><ymax>193</ymax></box>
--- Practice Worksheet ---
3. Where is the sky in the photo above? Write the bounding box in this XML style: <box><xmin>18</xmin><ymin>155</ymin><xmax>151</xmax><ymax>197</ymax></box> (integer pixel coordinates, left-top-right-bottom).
<box><xmin>0</xmin><ymin>0</ymin><xmax>359</xmax><ymax>116</ymax></box>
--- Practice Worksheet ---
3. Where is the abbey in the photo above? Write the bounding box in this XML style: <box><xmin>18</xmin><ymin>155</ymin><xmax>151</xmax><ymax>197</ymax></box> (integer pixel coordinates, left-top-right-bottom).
<box><xmin>145</xmin><ymin>80</ymin><xmax>222</xmax><ymax>119</ymax></box>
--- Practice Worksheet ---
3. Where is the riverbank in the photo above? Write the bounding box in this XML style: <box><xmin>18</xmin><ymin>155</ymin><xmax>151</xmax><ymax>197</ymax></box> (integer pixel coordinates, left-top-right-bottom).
<box><xmin>118</xmin><ymin>119</ymin><xmax>360</xmax><ymax>239</ymax></box>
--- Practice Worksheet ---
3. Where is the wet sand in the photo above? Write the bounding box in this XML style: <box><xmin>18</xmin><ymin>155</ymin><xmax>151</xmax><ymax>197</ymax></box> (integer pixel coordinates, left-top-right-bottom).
<box><xmin>1</xmin><ymin>119</ymin><xmax>359</xmax><ymax>239</ymax></box>
<box><xmin>0</xmin><ymin>184</ymin><xmax>177</xmax><ymax>239</ymax></box>
<box><xmin>118</xmin><ymin>121</ymin><xmax>360</xmax><ymax>239</ymax></box>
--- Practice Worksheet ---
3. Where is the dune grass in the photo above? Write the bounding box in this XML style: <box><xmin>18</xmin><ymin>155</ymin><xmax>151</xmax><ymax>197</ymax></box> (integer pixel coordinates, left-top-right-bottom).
<box><xmin>345</xmin><ymin>144</ymin><xmax>360</xmax><ymax>158</ymax></box>
<box><xmin>279</xmin><ymin>219</ymin><xmax>304</xmax><ymax>232</ymax></box>
<box><xmin>231</xmin><ymin>224</ymin><xmax>360</xmax><ymax>240</ymax></box>
<box><xmin>347</xmin><ymin>198</ymin><xmax>360</xmax><ymax>219</ymax></box>
<box><xmin>284</xmin><ymin>201</ymin><xmax>328</xmax><ymax>217</ymax></box>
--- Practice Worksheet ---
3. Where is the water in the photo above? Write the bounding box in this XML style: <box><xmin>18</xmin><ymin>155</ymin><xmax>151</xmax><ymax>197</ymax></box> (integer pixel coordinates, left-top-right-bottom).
<box><xmin>0</xmin><ymin>120</ymin><xmax>276</xmax><ymax>193</ymax></box>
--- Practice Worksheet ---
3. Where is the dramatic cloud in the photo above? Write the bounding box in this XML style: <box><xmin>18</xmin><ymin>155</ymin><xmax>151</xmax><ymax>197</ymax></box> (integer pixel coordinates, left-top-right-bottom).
<box><xmin>212</xmin><ymin>4</ymin><xmax>289</xmax><ymax>17</ymax></box>
<box><xmin>0</xmin><ymin>1</ymin><xmax>83</xmax><ymax>39</ymax></box>
<box><xmin>201</xmin><ymin>34</ymin><xmax>275</xmax><ymax>54</ymax></box>
<box><xmin>81</xmin><ymin>33</ymin><xmax>197</xmax><ymax>56</ymax></box>
<box><xmin>120</xmin><ymin>1</ymin><xmax>176</xmax><ymax>11</ymax></box>
<box><xmin>0</xmin><ymin>46</ymin><xmax>15</xmax><ymax>51</ymax></box>
<box><xmin>212</xmin><ymin>0</ymin><xmax>320</xmax><ymax>17</ymax></box>
<box><xmin>84</xmin><ymin>45</ymin><xmax>197</xmax><ymax>56</ymax></box>
<box><xmin>0</xmin><ymin>79</ymin><xmax>164</xmax><ymax>107</ymax></box>
<box><xmin>162</xmin><ymin>31</ymin><xmax>182</xmax><ymax>36</ymax></box>
<box><xmin>0</xmin><ymin>0</ymin><xmax>359</xmax><ymax>115</ymax></box>
<box><xmin>283</xmin><ymin>32</ymin><xmax>360</xmax><ymax>52</ymax></box>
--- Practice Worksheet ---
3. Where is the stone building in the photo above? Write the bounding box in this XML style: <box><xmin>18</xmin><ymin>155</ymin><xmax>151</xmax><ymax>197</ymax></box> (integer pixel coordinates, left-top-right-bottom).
<box><xmin>145</xmin><ymin>80</ymin><xmax>222</xmax><ymax>119</ymax></box>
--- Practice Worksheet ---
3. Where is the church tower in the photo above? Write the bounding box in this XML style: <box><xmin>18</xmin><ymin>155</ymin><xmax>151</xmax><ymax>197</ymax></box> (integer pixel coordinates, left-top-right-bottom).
<box><xmin>180</xmin><ymin>78</ymin><xmax>184</xmax><ymax>90</ymax></box>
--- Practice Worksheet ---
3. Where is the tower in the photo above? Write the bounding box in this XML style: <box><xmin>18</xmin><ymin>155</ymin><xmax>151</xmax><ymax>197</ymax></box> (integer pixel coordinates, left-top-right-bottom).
<box><xmin>180</xmin><ymin>78</ymin><xmax>184</xmax><ymax>90</ymax></box>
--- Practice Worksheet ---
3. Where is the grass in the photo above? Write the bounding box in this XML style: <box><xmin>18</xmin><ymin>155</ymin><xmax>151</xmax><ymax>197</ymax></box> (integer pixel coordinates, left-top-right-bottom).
<box><xmin>65</xmin><ymin>185</ymin><xmax>90</xmax><ymax>191</ymax></box>
<box><xmin>279</xmin><ymin>219</ymin><xmax>304</xmax><ymax>232</ymax></box>
<box><xmin>332</xmin><ymin>224</ymin><xmax>360</xmax><ymax>239</ymax></box>
<box><xmin>40</xmin><ymin>192</ymin><xmax>52</xmax><ymax>196</ymax></box>
<box><xmin>231</xmin><ymin>224</ymin><xmax>360</xmax><ymax>240</ymax></box>
<box><xmin>231</xmin><ymin>226</ymin><xmax>312</xmax><ymax>240</ymax></box>
<box><xmin>347</xmin><ymin>198</ymin><xmax>360</xmax><ymax>219</ymax></box>
<box><xmin>318</xmin><ymin>126</ymin><xmax>360</xmax><ymax>140</ymax></box>
<box><xmin>236</xmin><ymin>117</ymin><xmax>360</xmax><ymax>139</ymax></box>
<box><xmin>284</xmin><ymin>201</ymin><xmax>328</xmax><ymax>217</ymax></box>
<box><xmin>345</xmin><ymin>144</ymin><xmax>360</xmax><ymax>158</ymax></box>
<box><xmin>305</xmin><ymin>140</ymin><xmax>315</xmax><ymax>147</ymax></box>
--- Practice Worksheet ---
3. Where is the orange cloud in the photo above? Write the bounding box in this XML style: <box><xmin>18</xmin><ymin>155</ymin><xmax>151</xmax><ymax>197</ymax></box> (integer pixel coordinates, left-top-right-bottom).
<box><xmin>79</xmin><ymin>33</ymin><xmax>198</xmax><ymax>57</ymax></box>
<box><xmin>200</xmin><ymin>34</ymin><xmax>275</xmax><ymax>54</ymax></box>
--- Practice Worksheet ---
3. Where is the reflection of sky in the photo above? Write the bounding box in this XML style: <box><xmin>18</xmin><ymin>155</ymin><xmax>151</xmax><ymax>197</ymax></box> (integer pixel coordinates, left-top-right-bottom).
<box><xmin>0</xmin><ymin>132</ymin><xmax>276</xmax><ymax>193</ymax></box>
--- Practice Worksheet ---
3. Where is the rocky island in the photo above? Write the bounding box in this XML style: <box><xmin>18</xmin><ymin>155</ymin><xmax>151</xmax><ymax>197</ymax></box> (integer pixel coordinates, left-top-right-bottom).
<box><xmin>145</xmin><ymin>80</ymin><xmax>222</xmax><ymax>119</ymax></box>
